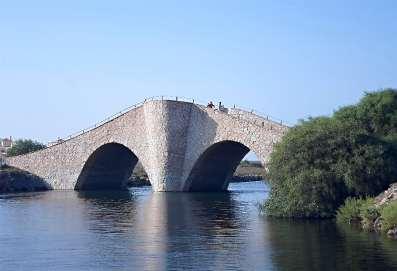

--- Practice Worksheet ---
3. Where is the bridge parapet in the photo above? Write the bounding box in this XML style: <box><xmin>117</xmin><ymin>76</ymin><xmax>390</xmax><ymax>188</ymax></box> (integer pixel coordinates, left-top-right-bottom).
<box><xmin>37</xmin><ymin>96</ymin><xmax>289</xmax><ymax>150</ymax></box>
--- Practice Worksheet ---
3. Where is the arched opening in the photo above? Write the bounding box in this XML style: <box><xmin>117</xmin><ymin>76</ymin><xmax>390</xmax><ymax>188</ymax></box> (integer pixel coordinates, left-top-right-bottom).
<box><xmin>231</xmin><ymin>151</ymin><xmax>266</xmax><ymax>182</ymax></box>
<box><xmin>75</xmin><ymin>143</ymin><xmax>139</xmax><ymax>191</ymax></box>
<box><xmin>128</xmin><ymin>161</ymin><xmax>151</xmax><ymax>187</ymax></box>
<box><xmin>184</xmin><ymin>140</ymin><xmax>251</xmax><ymax>192</ymax></box>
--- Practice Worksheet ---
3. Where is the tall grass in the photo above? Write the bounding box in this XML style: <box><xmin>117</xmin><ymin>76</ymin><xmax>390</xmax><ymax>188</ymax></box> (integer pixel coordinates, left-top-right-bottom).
<box><xmin>336</xmin><ymin>198</ymin><xmax>366</xmax><ymax>224</ymax></box>
<box><xmin>337</xmin><ymin>196</ymin><xmax>397</xmax><ymax>235</ymax></box>
<box><xmin>380</xmin><ymin>201</ymin><xmax>397</xmax><ymax>232</ymax></box>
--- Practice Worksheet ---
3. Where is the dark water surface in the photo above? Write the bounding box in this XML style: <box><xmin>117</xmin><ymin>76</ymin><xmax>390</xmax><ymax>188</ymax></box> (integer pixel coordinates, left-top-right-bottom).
<box><xmin>0</xmin><ymin>181</ymin><xmax>396</xmax><ymax>271</ymax></box>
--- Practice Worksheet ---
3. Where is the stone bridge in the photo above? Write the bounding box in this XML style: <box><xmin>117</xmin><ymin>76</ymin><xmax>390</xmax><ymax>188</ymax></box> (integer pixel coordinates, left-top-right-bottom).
<box><xmin>6</xmin><ymin>99</ymin><xmax>288</xmax><ymax>192</ymax></box>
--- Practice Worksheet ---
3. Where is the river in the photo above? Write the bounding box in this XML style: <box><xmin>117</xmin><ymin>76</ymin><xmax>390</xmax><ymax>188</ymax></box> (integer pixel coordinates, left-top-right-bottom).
<box><xmin>0</xmin><ymin>181</ymin><xmax>396</xmax><ymax>271</ymax></box>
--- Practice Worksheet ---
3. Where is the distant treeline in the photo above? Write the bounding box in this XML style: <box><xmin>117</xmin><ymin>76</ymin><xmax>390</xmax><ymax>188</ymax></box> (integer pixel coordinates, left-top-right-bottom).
<box><xmin>128</xmin><ymin>160</ymin><xmax>266</xmax><ymax>187</ymax></box>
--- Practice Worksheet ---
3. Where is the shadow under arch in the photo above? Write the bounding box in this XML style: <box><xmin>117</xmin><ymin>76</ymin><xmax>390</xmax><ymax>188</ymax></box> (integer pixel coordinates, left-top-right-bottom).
<box><xmin>183</xmin><ymin>140</ymin><xmax>252</xmax><ymax>192</ymax></box>
<box><xmin>75</xmin><ymin>143</ymin><xmax>141</xmax><ymax>191</ymax></box>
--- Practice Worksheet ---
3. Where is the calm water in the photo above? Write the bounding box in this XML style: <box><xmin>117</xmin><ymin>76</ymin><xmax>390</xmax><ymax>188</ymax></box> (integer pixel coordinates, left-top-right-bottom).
<box><xmin>0</xmin><ymin>181</ymin><xmax>396</xmax><ymax>271</ymax></box>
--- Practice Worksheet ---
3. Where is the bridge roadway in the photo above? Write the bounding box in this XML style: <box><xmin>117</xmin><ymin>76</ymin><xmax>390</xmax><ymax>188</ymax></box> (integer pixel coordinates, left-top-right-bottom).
<box><xmin>6</xmin><ymin>99</ymin><xmax>288</xmax><ymax>192</ymax></box>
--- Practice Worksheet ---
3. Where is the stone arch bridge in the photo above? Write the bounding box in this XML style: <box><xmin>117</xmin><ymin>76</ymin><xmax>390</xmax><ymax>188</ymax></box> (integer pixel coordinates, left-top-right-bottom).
<box><xmin>6</xmin><ymin>99</ymin><xmax>288</xmax><ymax>192</ymax></box>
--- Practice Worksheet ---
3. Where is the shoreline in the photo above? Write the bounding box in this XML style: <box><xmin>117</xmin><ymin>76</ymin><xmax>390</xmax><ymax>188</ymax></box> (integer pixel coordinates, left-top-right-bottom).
<box><xmin>0</xmin><ymin>162</ymin><xmax>267</xmax><ymax>193</ymax></box>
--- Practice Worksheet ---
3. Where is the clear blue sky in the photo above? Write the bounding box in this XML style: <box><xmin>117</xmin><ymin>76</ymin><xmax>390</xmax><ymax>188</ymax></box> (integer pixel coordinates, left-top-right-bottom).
<box><xmin>1</xmin><ymin>1</ymin><xmax>396</xmax><ymax>144</ymax></box>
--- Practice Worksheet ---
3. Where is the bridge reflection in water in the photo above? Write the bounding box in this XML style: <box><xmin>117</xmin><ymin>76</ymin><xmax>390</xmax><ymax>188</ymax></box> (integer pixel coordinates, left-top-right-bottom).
<box><xmin>1</xmin><ymin>183</ymin><xmax>396</xmax><ymax>271</ymax></box>
<box><xmin>74</xmin><ymin>185</ymin><xmax>270</xmax><ymax>270</ymax></box>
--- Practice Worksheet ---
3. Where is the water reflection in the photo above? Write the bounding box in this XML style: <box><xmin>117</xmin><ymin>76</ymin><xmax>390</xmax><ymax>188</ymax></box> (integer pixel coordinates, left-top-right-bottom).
<box><xmin>336</xmin><ymin>223</ymin><xmax>397</xmax><ymax>270</ymax></box>
<box><xmin>77</xmin><ymin>190</ymin><xmax>137</xmax><ymax>234</ymax></box>
<box><xmin>74</xmin><ymin>189</ymin><xmax>248</xmax><ymax>270</ymax></box>
<box><xmin>0</xmin><ymin>182</ymin><xmax>396</xmax><ymax>271</ymax></box>
<box><xmin>154</xmin><ymin>192</ymin><xmax>245</xmax><ymax>270</ymax></box>
<box><xmin>266</xmin><ymin>219</ymin><xmax>397</xmax><ymax>271</ymax></box>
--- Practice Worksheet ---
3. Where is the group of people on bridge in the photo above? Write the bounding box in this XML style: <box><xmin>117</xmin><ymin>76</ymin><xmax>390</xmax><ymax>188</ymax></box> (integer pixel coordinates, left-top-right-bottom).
<box><xmin>207</xmin><ymin>101</ymin><xmax>226</xmax><ymax>112</ymax></box>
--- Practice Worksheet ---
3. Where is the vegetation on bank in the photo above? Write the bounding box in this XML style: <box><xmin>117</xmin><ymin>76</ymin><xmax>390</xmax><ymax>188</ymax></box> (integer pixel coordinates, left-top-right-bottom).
<box><xmin>381</xmin><ymin>201</ymin><xmax>397</xmax><ymax>233</ymax></box>
<box><xmin>127</xmin><ymin>160</ymin><xmax>267</xmax><ymax>187</ymax></box>
<box><xmin>263</xmin><ymin>89</ymin><xmax>397</xmax><ymax>218</ymax></box>
<box><xmin>7</xmin><ymin>139</ymin><xmax>46</xmax><ymax>157</ymax></box>
<box><xmin>0</xmin><ymin>165</ymin><xmax>49</xmax><ymax>193</ymax></box>
<box><xmin>336</xmin><ymin>196</ymin><xmax>397</xmax><ymax>236</ymax></box>
<box><xmin>230</xmin><ymin>160</ymin><xmax>266</xmax><ymax>182</ymax></box>
<box><xmin>336</xmin><ymin>198</ymin><xmax>379</xmax><ymax>228</ymax></box>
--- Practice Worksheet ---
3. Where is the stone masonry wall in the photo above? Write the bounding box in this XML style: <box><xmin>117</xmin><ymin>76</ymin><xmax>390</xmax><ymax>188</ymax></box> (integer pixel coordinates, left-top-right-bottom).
<box><xmin>6</xmin><ymin>100</ymin><xmax>288</xmax><ymax>192</ymax></box>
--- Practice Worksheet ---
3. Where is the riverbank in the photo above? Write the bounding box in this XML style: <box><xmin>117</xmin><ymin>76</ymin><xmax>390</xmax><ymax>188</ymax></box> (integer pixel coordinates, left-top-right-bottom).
<box><xmin>0</xmin><ymin>165</ymin><xmax>151</xmax><ymax>191</ymax></box>
<box><xmin>0</xmin><ymin>161</ymin><xmax>266</xmax><ymax>192</ymax></box>
<box><xmin>230</xmin><ymin>161</ymin><xmax>266</xmax><ymax>182</ymax></box>
<box><xmin>0</xmin><ymin>165</ymin><xmax>49</xmax><ymax>193</ymax></box>
<box><xmin>126</xmin><ymin>160</ymin><xmax>267</xmax><ymax>187</ymax></box>
<box><xmin>336</xmin><ymin>183</ymin><xmax>397</xmax><ymax>239</ymax></box>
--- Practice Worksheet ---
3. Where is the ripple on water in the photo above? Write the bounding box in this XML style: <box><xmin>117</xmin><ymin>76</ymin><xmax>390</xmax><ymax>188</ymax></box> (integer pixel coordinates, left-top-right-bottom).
<box><xmin>0</xmin><ymin>181</ymin><xmax>396</xmax><ymax>271</ymax></box>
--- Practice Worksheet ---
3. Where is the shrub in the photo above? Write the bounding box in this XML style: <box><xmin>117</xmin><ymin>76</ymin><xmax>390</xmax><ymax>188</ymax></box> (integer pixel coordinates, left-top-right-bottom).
<box><xmin>380</xmin><ymin>201</ymin><xmax>397</xmax><ymax>232</ymax></box>
<box><xmin>336</xmin><ymin>197</ymin><xmax>380</xmax><ymax>230</ymax></box>
<box><xmin>263</xmin><ymin>89</ymin><xmax>397</xmax><ymax>218</ymax></box>
<box><xmin>359</xmin><ymin>198</ymin><xmax>380</xmax><ymax>230</ymax></box>
<box><xmin>336</xmin><ymin>198</ymin><xmax>366</xmax><ymax>224</ymax></box>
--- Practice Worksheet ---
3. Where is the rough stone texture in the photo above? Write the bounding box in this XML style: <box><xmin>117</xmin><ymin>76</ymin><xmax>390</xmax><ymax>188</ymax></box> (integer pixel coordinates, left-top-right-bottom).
<box><xmin>387</xmin><ymin>227</ymin><xmax>397</xmax><ymax>238</ymax></box>
<box><xmin>6</xmin><ymin>100</ymin><xmax>288</xmax><ymax>192</ymax></box>
<box><xmin>375</xmin><ymin>183</ymin><xmax>397</xmax><ymax>207</ymax></box>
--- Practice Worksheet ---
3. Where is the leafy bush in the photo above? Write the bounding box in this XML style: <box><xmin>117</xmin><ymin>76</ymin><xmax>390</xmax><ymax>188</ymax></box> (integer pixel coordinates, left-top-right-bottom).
<box><xmin>380</xmin><ymin>201</ymin><xmax>397</xmax><ymax>232</ymax></box>
<box><xmin>7</xmin><ymin>139</ymin><xmax>46</xmax><ymax>157</ymax></box>
<box><xmin>263</xmin><ymin>89</ymin><xmax>397</xmax><ymax>218</ymax></box>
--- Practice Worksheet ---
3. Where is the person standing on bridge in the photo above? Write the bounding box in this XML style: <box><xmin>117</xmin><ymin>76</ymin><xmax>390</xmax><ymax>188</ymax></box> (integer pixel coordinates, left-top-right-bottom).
<box><xmin>207</xmin><ymin>101</ymin><xmax>215</xmax><ymax>108</ymax></box>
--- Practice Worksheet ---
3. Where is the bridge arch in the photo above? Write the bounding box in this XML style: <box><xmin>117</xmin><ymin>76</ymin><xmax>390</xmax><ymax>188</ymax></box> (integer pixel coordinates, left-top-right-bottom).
<box><xmin>6</xmin><ymin>99</ymin><xmax>287</xmax><ymax>192</ymax></box>
<box><xmin>75</xmin><ymin>142</ymin><xmax>142</xmax><ymax>191</ymax></box>
<box><xmin>183</xmin><ymin>140</ymin><xmax>261</xmax><ymax>192</ymax></box>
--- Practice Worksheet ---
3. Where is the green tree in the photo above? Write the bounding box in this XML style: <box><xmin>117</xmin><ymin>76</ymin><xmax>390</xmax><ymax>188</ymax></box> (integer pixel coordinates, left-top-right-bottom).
<box><xmin>263</xmin><ymin>89</ymin><xmax>397</xmax><ymax>218</ymax></box>
<box><xmin>7</xmin><ymin>139</ymin><xmax>46</xmax><ymax>157</ymax></box>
